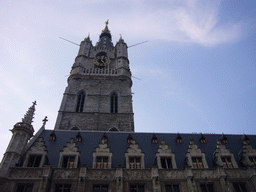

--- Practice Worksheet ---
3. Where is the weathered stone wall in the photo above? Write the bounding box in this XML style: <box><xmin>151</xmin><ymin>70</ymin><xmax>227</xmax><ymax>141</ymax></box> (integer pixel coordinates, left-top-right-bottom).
<box><xmin>1</xmin><ymin>166</ymin><xmax>256</xmax><ymax>192</ymax></box>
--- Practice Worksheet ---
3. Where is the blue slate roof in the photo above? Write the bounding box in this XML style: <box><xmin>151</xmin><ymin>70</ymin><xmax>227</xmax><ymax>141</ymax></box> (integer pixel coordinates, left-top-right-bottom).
<box><xmin>25</xmin><ymin>130</ymin><xmax>256</xmax><ymax>169</ymax></box>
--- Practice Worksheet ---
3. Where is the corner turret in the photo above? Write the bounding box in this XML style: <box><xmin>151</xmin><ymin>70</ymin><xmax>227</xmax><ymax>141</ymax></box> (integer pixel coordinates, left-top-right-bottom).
<box><xmin>115</xmin><ymin>34</ymin><xmax>129</xmax><ymax>70</ymax></box>
<box><xmin>0</xmin><ymin>101</ymin><xmax>36</xmax><ymax>176</ymax></box>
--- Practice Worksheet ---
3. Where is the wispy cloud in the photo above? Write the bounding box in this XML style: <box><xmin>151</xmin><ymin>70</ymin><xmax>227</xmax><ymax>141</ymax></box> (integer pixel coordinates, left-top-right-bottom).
<box><xmin>0</xmin><ymin>0</ymin><xmax>251</xmax><ymax>49</ymax></box>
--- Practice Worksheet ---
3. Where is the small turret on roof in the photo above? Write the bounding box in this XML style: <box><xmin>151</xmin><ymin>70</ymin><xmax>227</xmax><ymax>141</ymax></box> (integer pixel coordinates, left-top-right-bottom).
<box><xmin>13</xmin><ymin>101</ymin><xmax>36</xmax><ymax>136</ymax></box>
<box><xmin>95</xmin><ymin>20</ymin><xmax>114</xmax><ymax>47</ymax></box>
<box><xmin>84</xmin><ymin>33</ymin><xmax>91</xmax><ymax>43</ymax></box>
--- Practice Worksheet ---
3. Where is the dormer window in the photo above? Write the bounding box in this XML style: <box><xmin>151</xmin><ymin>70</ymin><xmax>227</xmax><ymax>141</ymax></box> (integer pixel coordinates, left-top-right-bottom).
<box><xmin>222</xmin><ymin>134</ymin><xmax>228</xmax><ymax>144</ymax></box>
<box><xmin>58</xmin><ymin>139</ymin><xmax>80</xmax><ymax>168</ymax></box>
<box><xmin>221</xmin><ymin>157</ymin><xmax>234</xmax><ymax>168</ymax></box>
<box><xmin>176</xmin><ymin>133</ymin><xmax>182</xmax><ymax>144</ymax></box>
<box><xmin>127</xmin><ymin>134</ymin><xmax>133</xmax><ymax>144</ymax></box>
<box><xmin>186</xmin><ymin>140</ymin><xmax>208</xmax><ymax>169</ymax></box>
<box><xmin>243</xmin><ymin>134</ymin><xmax>250</xmax><ymax>145</ymax></box>
<box><xmin>200</xmin><ymin>134</ymin><xmax>206</xmax><ymax>144</ymax></box>
<box><xmin>152</xmin><ymin>135</ymin><xmax>158</xmax><ymax>144</ymax></box>
<box><xmin>27</xmin><ymin>155</ymin><xmax>42</xmax><ymax>167</ymax></box>
<box><xmin>96</xmin><ymin>157</ymin><xmax>108</xmax><ymax>169</ymax></box>
<box><xmin>50</xmin><ymin>131</ymin><xmax>56</xmax><ymax>141</ymax></box>
<box><xmin>62</xmin><ymin>156</ymin><xmax>75</xmax><ymax>168</ymax></box>
<box><xmin>161</xmin><ymin>157</ymin><xmax>172</xmax><ymax>169</ymax></box>
<box><xmin>23</xmin><ymin>138</ymin><xmax>47</xmax><ymax>168</ymax></box>
<box><xmin>125</xmin><ymin>140</ymin><xmax>145</xmax><ymax>169</ymax></box>
<box><xmin>129</xmin><ymin>157</ymin><xmax>141</xmax><ymax>169</ymax></box>
<box><xmin>101</xmin><ymin>133</ymin><xmax>108</xmax><ymax>144</ymax></box>
<box><xmin>76</xmin><ymin>132</ymin><xmax>82</xmax><ymax>142</ymax></box>
<box><xmin>192</xmin><ymin>157</ymin><xmax>204</xmax><ymax>168</ymax></box>
<box><xmin>92</xmin><ymin>138</ymin><xmax>112</xmax><ymax>169</ymax></box>
<box><xmin>156</xmin><ymin>140</ymin><xmax>177</xmax><ymax>169</ymax></box>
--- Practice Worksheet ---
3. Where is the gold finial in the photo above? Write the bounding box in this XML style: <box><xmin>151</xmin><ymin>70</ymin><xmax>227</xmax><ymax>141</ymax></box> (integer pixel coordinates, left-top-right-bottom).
<box><xmin>105</xmin><ymin>19</ymin><xmax>109</xmax><ymax>26</ymax></box>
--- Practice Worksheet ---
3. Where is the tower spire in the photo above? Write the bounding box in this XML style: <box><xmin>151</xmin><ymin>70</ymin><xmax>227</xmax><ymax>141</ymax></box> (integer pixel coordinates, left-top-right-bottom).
<box><xmin>22</xmin><ymin>101</ymin><xmax>36</xmax><ymax>125</ymax></box>
<box><xmin>96</xmin><ymin>20</ymin><xmax>113</xmax><ymax>47</ymax></box>
<box><xmin>13</xmin><ymin>101</ymin><xmax>36</xmax><ymax>136</ymax></box>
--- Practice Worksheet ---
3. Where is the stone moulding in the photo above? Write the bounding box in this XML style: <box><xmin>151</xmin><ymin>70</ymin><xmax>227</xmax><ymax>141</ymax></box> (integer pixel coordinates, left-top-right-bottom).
<box><xmin>86</xmin><ymin>169</ymin><xmax>115</xmax><ymax>180</ymax></box>
<box><xmin>124</xmin><ymin>169</ymin><xmax>151</xmax><ymax>180</ymax></box>
<box><xmin>9</xmin><ymin>167</ymin><xmax>43</xmax><ymax>179</ymax></box>
<box><xmin>192</xmin><ymin>169</ymin><xmax>218</xmax><ymax>179</ymax></box>
<box><xmin>52</xmin><ymin>168</ymin><xmax>79</xmax><ymax>179</ymax></box>
<box><xmin>159</xmin><ymin>169</ymin><xmax>185</xmax><ymax>180</ymax></box>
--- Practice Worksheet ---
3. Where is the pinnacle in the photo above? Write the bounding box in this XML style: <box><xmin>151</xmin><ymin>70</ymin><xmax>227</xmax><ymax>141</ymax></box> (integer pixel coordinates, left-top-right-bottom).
<box><xmin>21</xmin><ymin>101</ymin><xmax>36</xmax><ymax>125</ymax></box>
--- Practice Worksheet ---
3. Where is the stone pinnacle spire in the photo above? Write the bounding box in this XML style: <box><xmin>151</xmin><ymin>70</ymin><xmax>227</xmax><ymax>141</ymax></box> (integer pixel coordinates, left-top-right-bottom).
<box><xmin>22</xmin><ymin>101</ymin><xmax>36</xmax><ymax>125</ymax></box>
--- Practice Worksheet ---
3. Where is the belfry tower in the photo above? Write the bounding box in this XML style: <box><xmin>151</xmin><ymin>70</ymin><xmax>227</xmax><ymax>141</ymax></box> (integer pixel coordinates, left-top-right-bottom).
<box><xmin>55</xmin><ymin>21</ymin><xmax>134</xmax><ymax>132</ymax></box>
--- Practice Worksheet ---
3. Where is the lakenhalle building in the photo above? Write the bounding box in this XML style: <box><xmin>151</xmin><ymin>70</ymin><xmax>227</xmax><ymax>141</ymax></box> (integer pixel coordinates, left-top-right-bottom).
<box><xmin>0</xmin><ymin>21</ymin><xmax>256</xmax><ymax>192</ymax></box>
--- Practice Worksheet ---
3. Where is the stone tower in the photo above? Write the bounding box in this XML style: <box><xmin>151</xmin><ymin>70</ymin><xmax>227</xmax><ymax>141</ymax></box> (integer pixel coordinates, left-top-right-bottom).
<box><xmin>0</xmin><ymin>101</ymin><xmax>36</xmax><ymax>176</ymax></box>
<box><xmin>54</xmin><ymin>21</ymin><xmax>134</xmax><ymax>132</ymax></box>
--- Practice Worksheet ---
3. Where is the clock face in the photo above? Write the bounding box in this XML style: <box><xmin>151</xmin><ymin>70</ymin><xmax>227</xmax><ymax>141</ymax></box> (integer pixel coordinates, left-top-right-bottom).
<box><xmin>93</xmin><ymin>54</ymin><xmax>110</xmax><ymax>68</ymax></box>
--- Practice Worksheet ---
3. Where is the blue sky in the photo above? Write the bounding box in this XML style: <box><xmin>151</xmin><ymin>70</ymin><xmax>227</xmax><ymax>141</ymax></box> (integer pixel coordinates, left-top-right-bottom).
<box><xmin>0</xmin><ymin>0</ymin><xmax>255</xmax><ymax>158</ymax></box>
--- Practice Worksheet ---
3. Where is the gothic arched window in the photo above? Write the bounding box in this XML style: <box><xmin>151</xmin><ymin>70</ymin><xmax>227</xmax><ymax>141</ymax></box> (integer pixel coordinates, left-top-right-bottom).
<box><xmin>76</xmin><ymin>91</ymin><xmax>85</xmax><ymax>112</ymax></box>
<box><xmin>110</xmin><ymin>92</ymin><xmax>118</xmax><ymax>113</ymax></box>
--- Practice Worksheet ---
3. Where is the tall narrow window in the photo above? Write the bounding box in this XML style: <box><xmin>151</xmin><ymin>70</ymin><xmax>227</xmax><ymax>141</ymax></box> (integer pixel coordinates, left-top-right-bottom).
<box><xmin>93</xmin><ymin>185</ymin><xmax>108</xmax><ymax>192</ymax></box>
<box><xmin>62</xmin><ymin>156</ymin><xmax>75</xmax><ymax>168</ymax></box>
<box><xmin>17</xmin><ymin>184</ymin><xmax>33</xmax><ymax>192</ymax></box>
<box><xmin>129</xmin><ymin>157</ymin><xmax>141</xmax><ymax>169</ymax></box>
<box><xmin>96</xmin><ymin>157</ymin><xmax>108</xmax><ymax>169</ymax></box>
<box><xmin>76</xmin><ymin>91</ymin><xmax>85</xmax><ymax>112</ymax></box>
<box><xmin>161</xmin><ymin>157</ymin><xmax>172</xmax><ymax>169</ymax></box>
<box><xmin>192</xmin><ymin>157</ymin><xmax>204</xmax><ymax>169</ymax></box>
<box><xmin>233</xmin><ymin>183</ymin><xmax>247</xmax><ymax>192</ymax></box>
<box><xmin>27</xmin><ymin>155</ymin><xmax>42</xmax><ymax>167</ymax></box>
<box><xmin>200</xmin><ymin>184</ymin><xmax>214</xmax><ymax>192</ymax></box>
<box><xmin>110</xmin><ymin>93</ymin><xmax>118</xmax><ymax>113</ymax></box>
<box><xmin>166</xmin><ymin>185</ymin><xmax>180</xmax><ymax>192</ymax></box>
<box><xmin>55</xmin><ymin>184</ymin><xmax>71</xmax><ymax>192</ymax></box>
<box><xmin>130</xmin><ymin>185</ymin><xmax>144</xmax><ymax>192</ymax></box>
<box><xmin>221</xmin><ymin>157</ymin><xmax>233</xmax><ymax>168</ymax></box>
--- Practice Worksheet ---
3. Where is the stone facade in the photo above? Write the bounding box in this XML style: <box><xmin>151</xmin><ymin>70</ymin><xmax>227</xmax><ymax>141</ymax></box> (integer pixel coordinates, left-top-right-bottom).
<box><xmin>1</xmin><ymin>22</ymin><xmax>256</xmax><ymax>192</ymax></box>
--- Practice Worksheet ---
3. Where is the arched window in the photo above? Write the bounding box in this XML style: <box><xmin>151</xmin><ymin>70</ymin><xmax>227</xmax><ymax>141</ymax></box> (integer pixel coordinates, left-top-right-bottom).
<box><xmin>110</xmin><ymin>92</ymin><xmax>118</xmax><ymax>113</ymax></box>
<box><xmin>76</xmin><ymin>91</ymin><xmax>85</xmax><ymax>112</ymax></box>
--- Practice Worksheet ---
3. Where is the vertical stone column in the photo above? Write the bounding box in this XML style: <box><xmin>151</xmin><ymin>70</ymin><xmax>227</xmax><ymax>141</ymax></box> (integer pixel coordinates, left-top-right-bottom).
<box><xmin>216</xmin><ymin>167</ymin><xmax>231</xmax><ymax>192</ymax></box>
<box><xmin>251</xmin><ymin>175</ymin><xmax>256</xmax><ymax>190</ymax></box>
<box><xmin>247</xmin><ymin>166</ymin><xmax>256</xmax><ymax>190</ymax></box>
<box><xmin>77</xmin><ymin>166</ymin><xmax>87</xmax><ymax>191</ymax></box>
<box><xmin>151</xmin><ymin>167</ymin><xmax>161</xmax><ymax>192</ymax></box>
<box><xmin>185</xmin><ymin>167</ymin><xmax>197</xmax><ymax>192</ymax></box>
<box><xmin>38</xmin><ymin>166</ymin><xmax>52</xmax><ymax>192</ymax></box>
<box><xmin>115</xmin><ymin>167</ymin><xmax>123</xmax><ymax>192</ymax></box>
